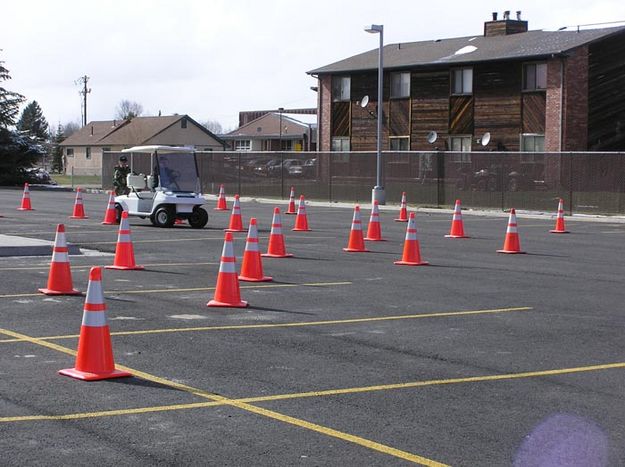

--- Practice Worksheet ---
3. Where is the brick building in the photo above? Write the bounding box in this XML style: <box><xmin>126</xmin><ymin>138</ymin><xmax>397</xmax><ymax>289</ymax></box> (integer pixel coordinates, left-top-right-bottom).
<box><xmin>308</xmin><ymin>12</ymin><xmax>625</xmax><ymax>153</ymax></box>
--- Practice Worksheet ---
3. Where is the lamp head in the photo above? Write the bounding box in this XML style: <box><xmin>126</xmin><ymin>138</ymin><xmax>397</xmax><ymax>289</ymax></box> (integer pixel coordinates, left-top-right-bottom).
<box><xmin>364</xmin><ymin>24</ymin><xmax>383</xmax><ymax>34</ymax></box>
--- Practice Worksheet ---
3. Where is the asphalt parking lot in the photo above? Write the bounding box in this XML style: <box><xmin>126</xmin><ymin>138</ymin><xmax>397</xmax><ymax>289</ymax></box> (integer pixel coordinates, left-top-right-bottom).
<box><xmin>1</xmin><ymin>187</ymin><xmax>625</xmax><ymax>466</ymax></box>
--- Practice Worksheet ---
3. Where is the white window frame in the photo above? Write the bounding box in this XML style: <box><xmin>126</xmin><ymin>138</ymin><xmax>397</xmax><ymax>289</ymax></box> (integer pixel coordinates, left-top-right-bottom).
<box><xmin>390</xmin><ymin>72</ymin><xmax>410</xmax><ymax>99</ymax></box>
<box><xmin>449</xmin><ymin>136</ymin><xmax>472</xmax><ymax>162</ymax></box>
<box><xmin>331</xmin><ymin>136</ymin><xmax>350</xmax><ymax>152</ymax></box>
<box><xmin>520</xmin><ymin>134</ymin><xmax>545</xmax><ymax>159</ymax></box>
<box><xmin>522</xmin><ymin>62</ymin><xmax>547</xmax><ymax>91</ymax></box>
<box><xmin>389</xmin><ymin>136</ymin><xmax>410</xmax><ymax>150</ymax></box>
<box><xmin>332</xmin><ymin>76</ymin><xmax>351</xmax><ymax>102</ymax></box>
<box><xmin>234</xmin><ymin>139</ymin><xmax>251</xmax><ymax>151</ymax></box>
<box><xmin>451</xmin><ymin>68</ymin><xmax>473</xmax><ymax>95</ymax></box>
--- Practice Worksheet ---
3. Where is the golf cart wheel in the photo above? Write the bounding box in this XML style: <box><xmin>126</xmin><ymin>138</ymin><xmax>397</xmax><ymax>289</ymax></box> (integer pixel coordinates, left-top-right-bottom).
<box><xmin>114</xmin><ymin>203</ymin><xmax>124</xmax><ymax>223</ymax></box>
<box><xmin>153</xmin><ymin>206</ymin><xmax>175</xmax><ymax>228</ymax></box>
<box><xmin>188</xmin><ymin>207</ymin><xmax>208</xmax><ymax>229</ymax></box>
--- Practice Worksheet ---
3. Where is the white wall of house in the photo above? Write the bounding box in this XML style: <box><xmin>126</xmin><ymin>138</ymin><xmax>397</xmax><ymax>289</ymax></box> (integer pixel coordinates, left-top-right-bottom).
<box><xmin>64</xmin><ymin>146</ymin><xmax>108</xmax><ymax>176</ymax></box>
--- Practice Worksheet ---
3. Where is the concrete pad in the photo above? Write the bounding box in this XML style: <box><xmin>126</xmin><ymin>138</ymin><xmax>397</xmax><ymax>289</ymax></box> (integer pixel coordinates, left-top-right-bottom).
<box><xmin>0</xmin><ymin>234</ymin><xmax>82</xmax><ymax>257</ymax></box>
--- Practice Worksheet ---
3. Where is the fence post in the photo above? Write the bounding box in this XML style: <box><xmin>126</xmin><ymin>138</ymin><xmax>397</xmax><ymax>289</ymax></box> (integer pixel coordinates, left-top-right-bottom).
<box><xmin>328</xmin><ymin>153</ymin><xmax>333</xmax><ymax>202</ymax></box>
<box><xmin>71</xmin><ymin>166</ymin><xmax>74</xmax><ymax>188</ymax></box>
<box><xmin>237</xmin><ymin>152</ymin><xmax>242</xmax><ymax>196</ymax></box>
<box><xmin>436</xmin><ymin>150</ymin><xmax>445</xmax><ymax>207</ymax></box>
<box><xmin>568</xmin><ymin>153</ymin><xmax>573</xmax><ymax>216</ymax></box>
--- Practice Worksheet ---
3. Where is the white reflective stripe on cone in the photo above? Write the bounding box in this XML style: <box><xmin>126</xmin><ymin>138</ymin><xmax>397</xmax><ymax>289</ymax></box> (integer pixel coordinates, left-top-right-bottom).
<box><xmin>82</xmin><ymin>311</ymin><xmax>108</xmax><ymax>327</ymax></box>
<box><xmin>117</xmin><ymin>233</ymin><xmax>132</xmax><ymax>243</ymax></box>
<box><xmin>51</xmin><ymin>250</ymin><xmax>69</xmax><ymax>263</ymax></box>
<box><xmin>218</xmin><ymin>260</ymin><xmax>237</xmax><ymax>273</ymax></box>
<box><xmin>85</xmin><ymin>280</ymin><xmax>104</xmax><ymax>306</ymax></box>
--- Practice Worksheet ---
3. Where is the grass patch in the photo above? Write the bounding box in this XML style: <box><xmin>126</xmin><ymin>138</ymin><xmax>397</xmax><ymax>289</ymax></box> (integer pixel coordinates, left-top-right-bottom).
<box><xmin>52</xmin><ymin>175</ymin><xmax>102</xmax><ymax>187</ymax></box>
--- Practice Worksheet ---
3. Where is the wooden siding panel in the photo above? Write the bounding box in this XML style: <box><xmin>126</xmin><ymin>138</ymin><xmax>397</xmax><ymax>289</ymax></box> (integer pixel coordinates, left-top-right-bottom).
<box><xmin>588</xmin><ymin>31</ymin><xmax>625</xmax><ymax>150</ymax></box>
<box><xmin>474</xmin><ymin>62</ymin><xmax>522</xmax><ymax>150</ymax></box>
<box><xmin>389</xmin><ymin>99</ymin><xmax>410</xmax><ymax>136</ymax></box>
<box><xmin>331</xmin><ymin>102</ymin><xmax>350</xmax><ymax>137</ymax></box>
<box><xmin>411</xmin><ymin>71</ymin><xmax>449</xmax><ymax>150</ymax></box>
<box><xmin>522</xmin><ymin>93</ymin><xmax>546</xmax><ymax>133</ymax></box>
<box><xmin>351</xmin><ymin>102</ymin><xmax>377</xmax><ymax>150</ymax></box>
<box><xmin>449</xmin><ymin>96</ymin><xmax>474</xmax><ymax>135</ymax></box>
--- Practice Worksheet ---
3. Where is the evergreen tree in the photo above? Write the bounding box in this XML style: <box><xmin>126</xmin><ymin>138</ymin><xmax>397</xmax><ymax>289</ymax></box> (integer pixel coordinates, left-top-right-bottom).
<box><xmin>0</xmin><ymin>56</ymin><xmax>44</xmax><ymax>184</ymax></box>
<box><xmin>17</xmin><ymin>101</ymin><xmax>49</xmax><ymax>142</ymax></box>
<box><xmin>51</xmin><ymin>123</ymin><xmax>64</xmax><ymax>173</ymax></box>
<box><xmin>0</xmin><ymin>57</ymin><xmax>25</xmax><ymax>128</ymax></box>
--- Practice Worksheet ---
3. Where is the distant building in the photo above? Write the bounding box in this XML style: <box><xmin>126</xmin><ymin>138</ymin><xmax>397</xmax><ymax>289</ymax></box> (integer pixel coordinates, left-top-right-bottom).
<box><xmin>60</xmin><ymin>115</ymin><xmax>225</xmax><ymax>175</ymax></box>
<box><xmin>308</xmin><ymin>12</ymin><xmax>625</xmax><ymax>152</ymax></box>
<box><xmin>223</xmin><ymin>111</ymin><xmax>317</xmax><ymax>151</ymax></box>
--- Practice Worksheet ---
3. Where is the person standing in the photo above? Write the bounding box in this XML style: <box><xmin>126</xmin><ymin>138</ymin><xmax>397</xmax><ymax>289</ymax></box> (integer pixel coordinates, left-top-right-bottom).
<box><xmin>113</xmin><ymin>155</ymin><xmax>131</xmax><ymax>195</ymax></box>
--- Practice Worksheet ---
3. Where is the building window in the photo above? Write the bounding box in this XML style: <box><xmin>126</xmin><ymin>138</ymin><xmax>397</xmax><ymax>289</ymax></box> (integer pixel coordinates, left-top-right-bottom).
<box><xmin>281</xmin><ymin>140</ymin><xmax>293</xmax><ymax>151</ymax></box>
<box><xmin>389</xmin><ymin>137</ymin><xmax>410</xmax><ymax>150</ymax></box>
<box><xmin>181</xmin><ymin>118</ymin><xmax>188</xmax><ymax>129</ymax></box>
<box><xmin>85</xmin><ymin>147</ymin><xmax>91</xmax><ymax>160</ymax></box>
<box><xmin>102</xmin><ymin>147</ymin><xmax>111</xmax><ymax>153</ymax></box>
<box><xmin>235</xmin><ymin>140</ymin><xmax>251</xmax><ymax>151</ymax></box>
<box><xmin>523</xmin><ymin>63</ymin><xmax>547</xmax><ymax>91</ymax></box>
<box><xmin>520</xmin><ymin>134</ymin><xmax>545</xmax><ymax>153</ymax></box>
<box><xmin>331</xmin><ymin>137</ymin><xmax>350</xmax><ymax>151</ymax></box>
<box><xmin>390</xmin><ymin>72</ymin><xmax>410</xmax><ymax>98</ymax></box>
<box><xmin>449</xmin><ymin>136</ymin><xmax>472</xmax><ymax>162</ymax></box>
<box><xmin>451</xmin><ymin>68</ymin><xmax>473</xmax><ymax>95</ymax></box>
<box><xmin>332</xmin><ymin>76</ymin><xmax>351</xmax><ymax>102</ymax></box>
<box><xmin>66</xmin><ymin>148</ymin><xmax>74</xmax><ymax>157</ymax></box>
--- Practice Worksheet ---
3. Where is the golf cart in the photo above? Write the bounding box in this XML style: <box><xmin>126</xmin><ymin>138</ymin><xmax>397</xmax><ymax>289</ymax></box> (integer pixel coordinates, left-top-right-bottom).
<box><xmin>114</xmin><ymin>145</ymin><xmax>209</xmax><ymax>228</ymax></box>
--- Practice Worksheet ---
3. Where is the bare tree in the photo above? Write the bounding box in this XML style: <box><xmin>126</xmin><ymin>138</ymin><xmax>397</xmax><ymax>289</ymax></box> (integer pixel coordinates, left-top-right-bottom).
<box><xmin>115</xmin><ymin>100</ymin><xmax>143</xmax><ymax>120</ymax></box>
<box><xmin>203</xmin><ymin>119</ymin><xmax>224</xmax><ymax>135</ymax></box>
<box><xmin>62</xmin><ymin>121</ymin><xmax>80</xmax><ymax>138</ymax></box>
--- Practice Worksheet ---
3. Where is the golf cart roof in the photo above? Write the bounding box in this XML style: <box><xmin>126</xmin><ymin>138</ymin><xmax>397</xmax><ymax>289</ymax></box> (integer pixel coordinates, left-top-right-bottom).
<box><xmin>121</xmin><ymin>145</ymin><xmax>194</xmax><ymax>153</ymax></box>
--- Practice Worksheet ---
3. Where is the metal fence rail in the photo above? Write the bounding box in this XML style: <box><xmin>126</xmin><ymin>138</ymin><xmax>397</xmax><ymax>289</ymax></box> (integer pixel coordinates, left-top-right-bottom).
<box><xmin>102</xmin><ymin>151</ymin><xmax>625</xmax><ymax>215</ymax></box>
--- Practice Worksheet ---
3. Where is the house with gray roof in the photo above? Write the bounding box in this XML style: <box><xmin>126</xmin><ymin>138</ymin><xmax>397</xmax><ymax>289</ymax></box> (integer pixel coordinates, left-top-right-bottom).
<box><xmin>60</xmin><ymin>115</ymin><xmax>225</xmax><ymax>176</ymax></box>
<box><xmin>308</xmin><ymin>12</ymin><xmax>625</xmax><ymax>153</ymax></box>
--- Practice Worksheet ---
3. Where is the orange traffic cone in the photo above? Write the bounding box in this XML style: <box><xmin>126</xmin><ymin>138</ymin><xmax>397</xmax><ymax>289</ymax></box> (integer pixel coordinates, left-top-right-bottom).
<box><xmin>239</xmin><ymin>218</ymin><xmax>272</xmax><ymax>282</ymax></box>
<box><xmin>343</xmin><ymin>205</ymin><xmax>369</xmax><ymax>252</ymax></box>
<box><xmin>59</xmin><ymin>267</ymin><xmax>132</xmax><ymax>381</ymax></box>
<box><xmin>395</xmin><ymin>192</ymin><xmax>408</xmax><ymax>222</ymax></box>
<box><xmin>498</xmin><ymin>209</ymin><xmax>525</xmax><ymax>254</ymax></box>
<box><xmin>550</xmin><ymin>198</ymin><xmax>569</xmax><ymax>234</ymax></box>
<box><xmin>225</xmin><ymin>194</ymin><xmax>245</xmax><ymax>232</ymax></box>
<box><xmin>17</xmin><ymin>183</ymin><xmax>34</xmax><ymax>211</ymax></box>
<box><xmin>38</xmin><ymin>224</ymin><xmax>81</xmax><ymax>295</ymax></box>
<box><xmin>292</xmin><ymin>195</ymin><xmax>311</xmax><ymax>231</ymax></box>
<box><xmin>445</xmin><ymin>199</ymin><xmax>469</xmax><ymax>238</ymax></box>
<box><xmin>106</xmin><ymin>211</ymin><xmax>144</xmax><ymax>270</ymax></box>
<box><xmin>101</xmin><ymin>191</ymin><xmax>118</xmax><ymax>225</ymax></box>
<box><xmin>208</xmin><ymin>232</ymin><xmax>248</xmax><ymax>307</ymax></box>
<box><xmin>69</xmin><ymin>187</ymin><xmax>89</xmax><ymax>219</ymax></box>
<box><xmin>285</xmin><ymin>186</ymin><xmax>297</xmax><ymax>215</ymax></box>
<box><xmin>215</xmin><ymin>184</ymin><xmax>228</xmax><ymax>211</ymax></box>
<box><xmin>395</xmin><ymin>212</ymin><xmax>429</xmax><ymax>266</ymax></box>
<box><xmin>262</xmin><ymin>208</ymin><xmax>294</xmax><ymax>258</ymax></box>
<box><xmin>365</xmin><ymin>201</ymin><xmax>385</xmax><ymax>241</ymax></box>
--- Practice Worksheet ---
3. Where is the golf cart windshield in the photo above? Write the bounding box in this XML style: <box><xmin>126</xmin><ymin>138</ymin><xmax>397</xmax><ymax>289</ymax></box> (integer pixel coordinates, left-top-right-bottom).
<box><xmin>156</xmin><ymin>152</ymin><xmax>198</xmax><ymax>192</ymax></box>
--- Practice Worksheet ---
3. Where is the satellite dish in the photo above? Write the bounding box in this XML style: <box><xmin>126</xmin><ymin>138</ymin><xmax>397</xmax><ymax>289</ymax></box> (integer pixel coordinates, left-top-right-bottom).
<box><xmin>480</xmin><ymin>132</ymin><xmax>491</xmax><ymax>147</ymax></box>
<box><xmin>426</xmin><ymin>131</ymin><xmax>438</xmax><ymax>144</ymax></box>
<box><xmin>360</xmin><ymin>95</ymin><xmax>370</xmax><ymax>108</ymax></box>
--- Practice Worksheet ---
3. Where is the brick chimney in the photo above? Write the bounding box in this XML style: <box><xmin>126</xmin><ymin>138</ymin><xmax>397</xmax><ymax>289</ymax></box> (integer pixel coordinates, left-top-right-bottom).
<box><xmin>484</xmin><ymin>10</ymin><xmax>528</xmax><ymax>37</ymax></box>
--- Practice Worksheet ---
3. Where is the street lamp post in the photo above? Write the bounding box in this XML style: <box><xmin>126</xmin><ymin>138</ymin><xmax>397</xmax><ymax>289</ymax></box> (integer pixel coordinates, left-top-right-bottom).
<box><xmin>365</xmin><ymin>24</ymin><xmax>384</xmax><ymax>205</ymax></box>
<box><xmin>278</xmin><ymin>107</ymin><xmax>285</xmax><ymax>198</ymax></box>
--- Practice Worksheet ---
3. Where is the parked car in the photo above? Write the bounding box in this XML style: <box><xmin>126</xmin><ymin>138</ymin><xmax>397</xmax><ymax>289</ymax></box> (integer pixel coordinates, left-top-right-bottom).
<box><xmin>25</xmin><ymin>168</ymin><xmax>57</xmax><ymax>185</ymax></box>
<box><xmin>303</xmin><ymin>158</ymin><xmax>317</xmax><ymax>177</ymax></box>
<box><xmin>283</xmin><ymin>159</ymin><xmax>304</xmax><ymax>177</ymax></box>
<box><xmin>254</xmin><ymin>159</ymin><xmax>280</xmax><ymax>177</ymax></box>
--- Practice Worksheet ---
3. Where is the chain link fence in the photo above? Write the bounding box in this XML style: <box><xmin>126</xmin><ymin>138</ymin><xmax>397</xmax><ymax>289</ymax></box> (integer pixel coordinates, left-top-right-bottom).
<box><xmin>102</xmin><ymin>150</ymin><xmax>625</xmax><ymax>215</ymax></box>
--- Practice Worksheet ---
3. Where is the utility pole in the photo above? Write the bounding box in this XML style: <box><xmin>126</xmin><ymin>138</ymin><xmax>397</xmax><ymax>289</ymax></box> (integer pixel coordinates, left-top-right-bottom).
<box><xmin>76</xmin><ymin>75</ymin><xmax>91</xmax><ymax>127</ymax></box>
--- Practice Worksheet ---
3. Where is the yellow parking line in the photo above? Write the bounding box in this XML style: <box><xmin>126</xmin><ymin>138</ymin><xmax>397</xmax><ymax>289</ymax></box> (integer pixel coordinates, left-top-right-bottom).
<box><xmin>238</xmin><ymin>362</ymin><xmax>625</xmax><ymax>404</ymax></box>
<box><xmin>86</xmin><ymin>235</ymin><xmax>335</xmax><ymax>245</ymax></box>
<box><xmin>0</xmin><ymin>281</ymin><xmax>352</xmax><ymax>299</ymax></box>
<box><xmin>0</xmin><ymin>326</ymin><xmax>445</xmax><ymax>466</ymax></box>
<box><xmin>3</xmin><ymin>360</ymin><xmax>624</xmax><ymax>426</ymax></box>
<box><xmin>0</xmin><ymin>401</ymin><xmax>223</xmax><ymax>422</ymax></box>
<box><xmin>0</xmin><ymin>306</ymin><xmax>532</xmax><ymax>343</ymax></box>
<box><xmin>0</xmin><ymin>262</ymin><xmax>218</xmax><ymax>272</ymax></box>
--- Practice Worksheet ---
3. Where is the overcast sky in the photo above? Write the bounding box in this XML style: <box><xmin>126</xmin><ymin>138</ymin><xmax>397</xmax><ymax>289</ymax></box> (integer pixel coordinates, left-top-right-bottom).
<box><xmin>2</xmin><ymin>0</ymin><xmax>624</xmax><ymax>132</ymax></box>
